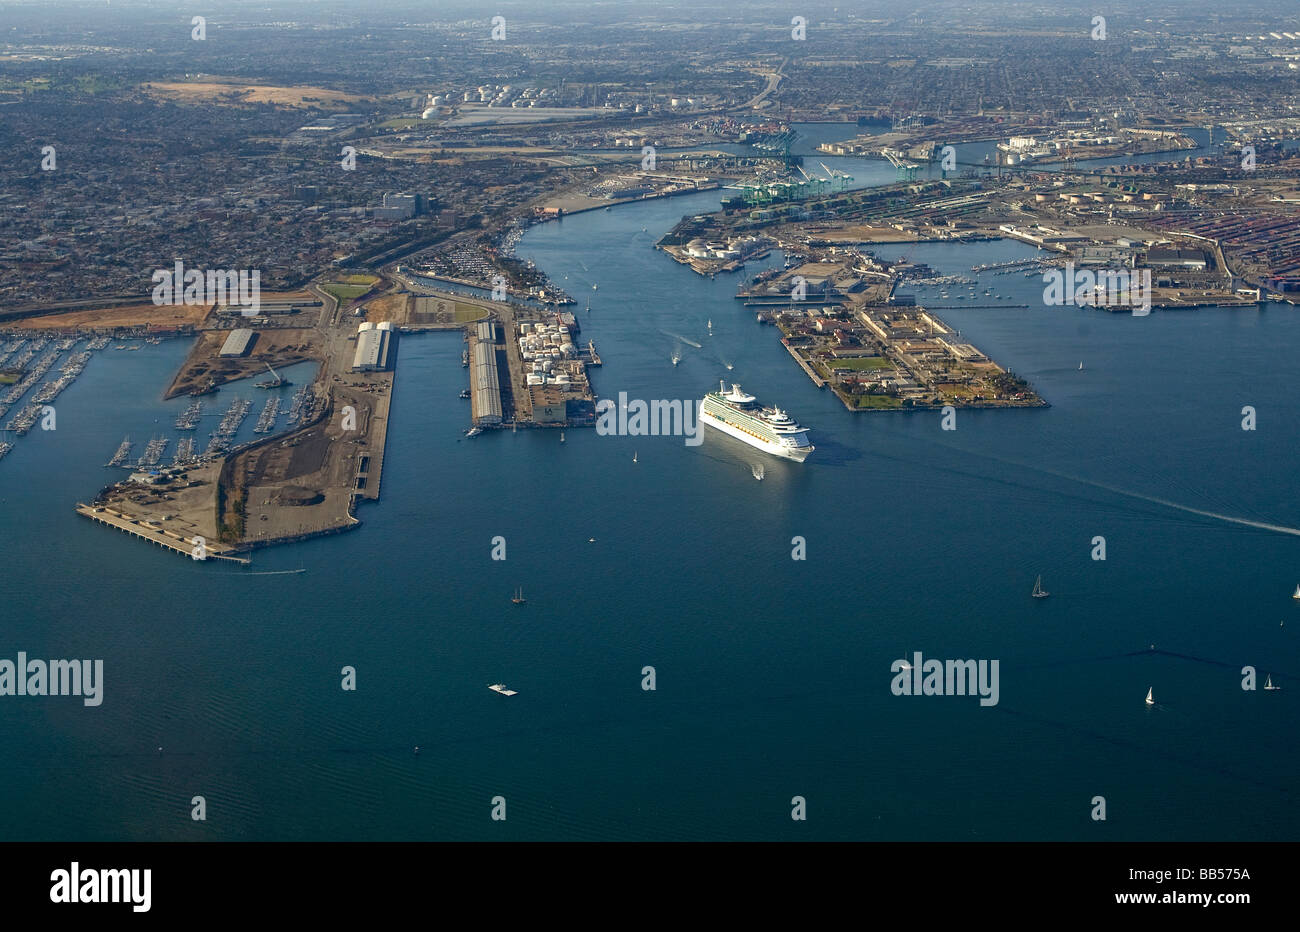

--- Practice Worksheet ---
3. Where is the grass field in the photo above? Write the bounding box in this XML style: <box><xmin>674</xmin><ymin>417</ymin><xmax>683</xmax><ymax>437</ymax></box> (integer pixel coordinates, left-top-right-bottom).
<box><xmin>827</xmin><ymin>356</ymin><xmax>893</xmax><ymax>371</ymax></box>
<box><xmin>336</xmin><ymin>274</ymin><xmax>380</xmax><ymax>286</ymax></box>
<box><xmin>454</xmin><ymin>303</ymin><xmax>489</xmax><ymax>322</ymax></box>
<box><xmin>379</xmin><ymin>117</ymin><xmax>428</xmax><ymax>130</ymax></box>
<box><xmin>851</xmin><ymin>394</ymin><xmax>904</xmax><ymax>409</ymax></box>
<box><xmin>320</xmin><ymin>283</ymin><xmax>372</xmax><ymax>303</ymax></box>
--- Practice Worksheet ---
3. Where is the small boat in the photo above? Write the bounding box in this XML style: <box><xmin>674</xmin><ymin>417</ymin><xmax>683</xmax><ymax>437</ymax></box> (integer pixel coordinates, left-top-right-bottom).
<box><xmin>1292</xmin><ymin>584</ymin><xmax>1300</xmax><ymax>600</ymax></box>
<box><xmin>1031</xmin><ymin>575</ymin><xmax>1049</xmax><ymax>599</ymax></box>
<box><xmin>488</xmin><ymin>684</ymin><xmax>518</xmax><ymax>696</ymax></box>
<box><xmin>459</xmin><ymin>389</ymin><xmax>470</xmax><ymax>399</ymax></box>
<box><xmin>632</xmin><ymin>451</ymin><xmax>638</xmax><ymax>463</ymax></box>
<box><xmin>1078</xmin><ymin>361</ymin><xmax>1084</xmax><ymax>370</ymax></box>
<box><xmin>752</xmin><ymin>463</ymin><xmax>765</xmax><ymax>481</ymax></box>
<box><xmin>1145</xmin><ymin>687</ymin><xmax>1154</xmax><ymax>705</ymax></box>
<box><xmin>511</xmin><ymin>586</ymin><xmax>526</xmax><ymax>604</ymax></box>
<box><xmin>465</xmin><ymin>427</ymin><xmax>481</xmax><ymax>438</ymax></box>
<box><xmin>1264</xmin><ymin>674</ymin><xmax>1281</xmax><ymax>691</ymax></box>
<box><xmin>559</xmin><ymin>431</ymin><xmax>565</xmax><ymax>443</ymax></box>
<box><xmin>588</xmin><ymin>537</ymin><xmax>596</xmax><ymax>543</ymax></box>
<box><xmin>707</xmin><ymin>319</ymin><xmax>713</xmax><ymax>332</ymax></box>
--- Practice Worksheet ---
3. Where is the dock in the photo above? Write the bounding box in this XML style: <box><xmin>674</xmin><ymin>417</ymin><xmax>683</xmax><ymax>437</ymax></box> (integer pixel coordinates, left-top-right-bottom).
<box><xmin>781</xmin><ymin>338</ymin><xmax>825</xmax><ymax>388</ymax></box>
<box><xmin>76</xmin><ymin>504</ymin><xmax>250</xmax><ymax>564</ymax></box>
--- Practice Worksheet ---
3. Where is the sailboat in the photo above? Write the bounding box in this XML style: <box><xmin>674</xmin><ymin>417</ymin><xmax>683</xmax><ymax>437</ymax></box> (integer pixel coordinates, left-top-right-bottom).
<box><xmin>1078</xmin><ymin>361</ymin><xmax>1084</xmax><ymax>370</ymax></box>
<box><xmin>1265</xmin><ymin>674</ymin><xmax>1281</xmax><ymax>691</ymax></box>
<box><xmin>1145</xmin><ymin>687</ymin><xmax>1154</xmax><ymax>705</ymax></box>
<box><xmin>1031</xmin><ymin>575</ymin><xmax>1049</xmax><ymax>599</ymax></box>
<box><xmin>511</xmin><ymin>586</ymin><xmax>526</xmax><ymax>605</ymax></box>
<box><xmin>1292</xmin><ymin>584</ymin><xmax>1300</xmax><ymax>600</ymax></box>
<box><xmin>559</xmin><ymin>431</ymin><xmax>565</xmax><ymax>443</ymax></box>
<box><xmin>707</xmin><ymin>319</ymin><xmax>713</xmax><ymax>332</ymax></box>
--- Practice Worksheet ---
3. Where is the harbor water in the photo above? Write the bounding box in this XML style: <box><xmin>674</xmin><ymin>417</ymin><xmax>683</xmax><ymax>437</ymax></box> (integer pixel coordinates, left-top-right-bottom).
<box><xmin>1</xmin><ymin>187</ymin><xmax>1298</xmax><ymax>840</ymax></box>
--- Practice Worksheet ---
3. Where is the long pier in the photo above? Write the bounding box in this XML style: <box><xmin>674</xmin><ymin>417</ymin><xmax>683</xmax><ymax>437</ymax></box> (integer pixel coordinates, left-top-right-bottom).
<box><xmin>781</xmin><ymin>338</ymin><xmax>825</xmax><ymax>388</ymax></box>
<box><xmin>76</xmin><ymin>504</ymin><xmax>250</xmax><ymax>564</ymax></box>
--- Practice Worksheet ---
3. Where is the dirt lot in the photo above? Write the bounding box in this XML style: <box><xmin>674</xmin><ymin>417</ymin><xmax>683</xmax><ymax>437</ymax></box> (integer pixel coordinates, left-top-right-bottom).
<box><xmin>141</xmin><ymin>82</ymin><xmax>371</xmax><ymax>109</ymax></box>
<box><xmin>166</xmin><ymin>329</ymin><xmax>322</xmax><ymax>398</ymax></box>
<box><xmin>10</xmin><ymin>302</ymin><xmax>208</xmax><ymax>331</ymax></box>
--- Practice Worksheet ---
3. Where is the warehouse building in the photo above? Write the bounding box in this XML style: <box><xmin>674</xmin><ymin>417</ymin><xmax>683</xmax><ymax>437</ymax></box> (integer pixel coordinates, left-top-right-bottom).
<box><xmin>352</xmin><ymin>321</ymin><xmax>396</xmax><ymax>372</ymax></box>
<box><xmin>471</xmin><ymin>323</ymin><xmax>502</xmax><ymax>425</ymax></box>
<box><xmin>219</xmin><ymin>328</ymin><xmax>257</xmax><ymax>357</ymax></box>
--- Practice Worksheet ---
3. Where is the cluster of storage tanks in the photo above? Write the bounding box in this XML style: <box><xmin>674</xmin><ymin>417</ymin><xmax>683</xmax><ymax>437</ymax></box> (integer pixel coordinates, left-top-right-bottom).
<box><xmin>519</xmin><ymin>321</ymin><xmax>577</xmax><ymax>388</ymax></box>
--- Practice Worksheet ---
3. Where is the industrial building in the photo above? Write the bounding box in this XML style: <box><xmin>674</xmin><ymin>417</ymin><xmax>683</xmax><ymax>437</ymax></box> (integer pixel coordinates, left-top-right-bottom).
<box><xmin>471</xmin><ymin>320</ymin><xmax>502</xmax><ymax>425</ymax></box>
<box><xmin>352</xmin><ymin>321</ymin><xmax>396</xmax><ymax>372</ymax></box>
<box><xmin>219</xmin><ymin>328</ymin><xmax>257</xmax><ymax>357</ymax></box>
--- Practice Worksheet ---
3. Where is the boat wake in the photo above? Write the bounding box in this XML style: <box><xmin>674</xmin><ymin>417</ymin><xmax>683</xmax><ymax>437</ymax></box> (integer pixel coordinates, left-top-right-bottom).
<box><xmin>660</xmin><ymin>329</ymin><xmax>702</xmax><ymax>349</ymax></box>
<box><xmin>1058</xmin><ymin>473</ymin><xmax>1300</xmax><ymax>538</ymax></box>
<box><xmin>911</xmin><ymin>437</ymin><xmax>1300</xmax><ymax>539</ymax></box>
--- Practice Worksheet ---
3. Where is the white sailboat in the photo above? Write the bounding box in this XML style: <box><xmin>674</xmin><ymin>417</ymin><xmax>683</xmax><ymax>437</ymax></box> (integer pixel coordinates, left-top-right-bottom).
<box><xmin>1031</xmin><ymin>575</ymin><xmax>1049</xmax><ymax>599</ymax></box>
<box><xmin>1145</xmin><ymin>687</ymin><xmax>1154</xmax><ymax>705</ymax></box>
<box><xmin>1292</xmin><ymin>584</ymin><xmax>1300</xmax><ymax>600</ymax></box>
<box><xmin>1078</xmin><ymin>361</ymin><xmax>1084</xmax><ymax>370</ymax></box>
<box><xmin>1264</xmin><ymin>674</ymin><xmax>1281</xmax><ymax>691</ymax></box>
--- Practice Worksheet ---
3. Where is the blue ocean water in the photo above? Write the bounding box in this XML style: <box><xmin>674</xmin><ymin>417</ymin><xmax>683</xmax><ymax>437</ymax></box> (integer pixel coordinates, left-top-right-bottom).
<box><xmin>1</xmin><ymin>182</ymin><xmax>1297</xmax><ymax>841</ymax></box>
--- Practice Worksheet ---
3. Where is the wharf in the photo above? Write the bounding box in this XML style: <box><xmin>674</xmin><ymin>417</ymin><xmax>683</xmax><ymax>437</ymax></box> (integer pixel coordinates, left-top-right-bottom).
<box><xmin>781</xmin><ymin>338</ymin><xmax>825</xmax><ymax>388</ymax></box>
<box><xmin>76</xmin><ymin>504</ymin><xmax>250</xmax><ymax>564</ymax></box>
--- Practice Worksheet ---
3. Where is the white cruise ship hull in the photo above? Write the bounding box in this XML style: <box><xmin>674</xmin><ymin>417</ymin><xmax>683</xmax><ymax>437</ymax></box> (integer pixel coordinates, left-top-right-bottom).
<box><xmin>701</xmin><ymin>410</ymin><xmax>812</xmax><ymax>461</ymax></box>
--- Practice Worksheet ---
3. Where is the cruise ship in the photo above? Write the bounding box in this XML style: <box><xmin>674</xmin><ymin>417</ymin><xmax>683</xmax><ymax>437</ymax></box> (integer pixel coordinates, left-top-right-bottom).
<box><xmin>700</xmin><ymin>382</ymin><xmax>814</xmax><ymax>462</ymax></box>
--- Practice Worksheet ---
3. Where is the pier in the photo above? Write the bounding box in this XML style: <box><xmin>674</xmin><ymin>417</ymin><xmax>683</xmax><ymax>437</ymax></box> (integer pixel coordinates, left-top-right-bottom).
<box><xmin>76</xmin><ymin>504</ymin><xmax>250</xmax><ymax>564</ymax></box>
<box><xmin>782</xmin><ymin>338</ymin><xmax>825</xmax><ymax>388</ymax></box>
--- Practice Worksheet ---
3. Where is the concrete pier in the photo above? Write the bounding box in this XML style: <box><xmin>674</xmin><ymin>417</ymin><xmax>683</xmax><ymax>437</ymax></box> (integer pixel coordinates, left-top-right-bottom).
<box><xmin>76</xmin><ymin>504</ymin><xmax>250</xmax><ymax>564</ymax></box>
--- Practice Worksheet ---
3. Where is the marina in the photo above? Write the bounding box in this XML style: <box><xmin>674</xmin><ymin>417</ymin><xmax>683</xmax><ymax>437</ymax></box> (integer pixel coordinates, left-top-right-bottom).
<box><xmin>136</xmin><ymin>436</ymin><xmax>169</xmax><ymax>468</ymax></box>
<box><xmin>106</xmin><ymin>436</ymin><xmax>133</xmax><ymax>467</ymax></box>
<box><xmin>205</xmin><ymin>398</ymin><xmax>253</xmax><ymax>456</ymax></box>
<box><xmin>174</xmin><ymin>400</ymin><xmax>203</xmax><ymax>431</ymax></box>
<box><xmin>253</xmin><ymin>396</ymin><xmax>281</xmax><ymax>433</ymax></box>
<box><xmin>173</xmin><ymin>436</ymin><xmax>197</xmax><ymax>466</ymax></box>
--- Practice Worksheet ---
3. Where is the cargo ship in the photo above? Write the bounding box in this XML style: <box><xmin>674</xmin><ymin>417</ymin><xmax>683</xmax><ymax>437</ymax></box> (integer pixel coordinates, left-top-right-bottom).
<box><xmin>700</xmin><ymin>382</ymin><xmax>814</xmax><ymax>462</ymax></box>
